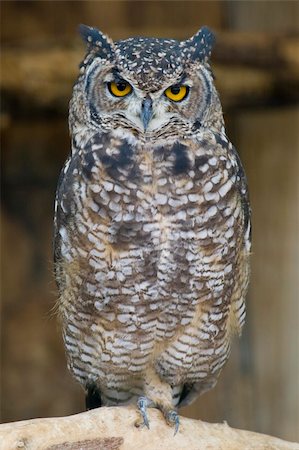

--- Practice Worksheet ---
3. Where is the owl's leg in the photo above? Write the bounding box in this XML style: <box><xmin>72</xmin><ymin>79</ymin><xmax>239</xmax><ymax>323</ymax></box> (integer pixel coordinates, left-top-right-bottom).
<box><xmin>136</xmin><ymin>368</ymin><xmax>180</xmax><ymax>434</ymax></box>
<box><xmin>85</xmin><ymin>383</ymin><xmax>102</xmax><ymax>410</ymax></box>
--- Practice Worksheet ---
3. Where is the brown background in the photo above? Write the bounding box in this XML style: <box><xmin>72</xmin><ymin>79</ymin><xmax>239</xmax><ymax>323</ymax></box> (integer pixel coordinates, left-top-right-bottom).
<box><xmin>1</xmin><ymin>0</ymin><xmax>299</xmax><ymax>442</ymax></box>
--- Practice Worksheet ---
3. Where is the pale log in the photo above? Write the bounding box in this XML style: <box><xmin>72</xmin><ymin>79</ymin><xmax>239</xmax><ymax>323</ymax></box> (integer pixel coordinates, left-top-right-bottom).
<box><xmin>0</xmin><ymin>407</ymin><xmax>298</xmax><ymax>450</ymax></box>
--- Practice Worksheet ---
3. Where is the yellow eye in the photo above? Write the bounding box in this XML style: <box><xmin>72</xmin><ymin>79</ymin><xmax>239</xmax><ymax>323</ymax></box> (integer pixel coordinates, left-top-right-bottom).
<box><xmin>165</xmin><ymin>85</ymin><xmax>189</xmax><ymax>102</ymax></box>
<box><xmin>108</xmin><ymin>81</ymin><xmax>132</xmax><ymax>97</ymax></box>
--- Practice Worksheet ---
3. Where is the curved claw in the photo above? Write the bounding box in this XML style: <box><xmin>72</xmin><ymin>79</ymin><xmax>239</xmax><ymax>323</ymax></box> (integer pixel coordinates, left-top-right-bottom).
<box><xmin>137</xmin><ymin>396</ymin><xmax>150</xmax><ymax>429</ymax></box>
<box><xmin>166</xmin><ymin>410</ymin><xmax>180</xmax><ymax>435</ymax></box>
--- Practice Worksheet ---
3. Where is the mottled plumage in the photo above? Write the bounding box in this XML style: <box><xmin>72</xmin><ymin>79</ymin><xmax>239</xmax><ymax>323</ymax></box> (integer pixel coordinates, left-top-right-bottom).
<box><xmin>54</xmin><ymin>24</ymin><xmax>251</xmax><ymax>431</ymax></box>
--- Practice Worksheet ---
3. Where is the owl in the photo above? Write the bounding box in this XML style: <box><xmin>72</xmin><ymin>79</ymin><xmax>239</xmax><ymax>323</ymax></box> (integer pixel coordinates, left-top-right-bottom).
<box><xmin>54</xmin><ymin>24</ymin><xmax>251</xmax><ymax>432</ymax></box>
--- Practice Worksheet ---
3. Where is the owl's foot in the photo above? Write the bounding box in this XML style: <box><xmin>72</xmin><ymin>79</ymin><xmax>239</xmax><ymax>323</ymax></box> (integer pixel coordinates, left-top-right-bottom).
<box><xmin>136</xmin><ymin>396</ymin><xmax>180</xmax><ymax>434</ymax></box>
<box><xmin>164</xmin><ymin>409</ymin><xmax>180</xmax><ymax>435</ymax></box>
<box><xmin>136</xmin><ymin>396</ymin><xmax>154</xmax><ymax>429</ymax></box>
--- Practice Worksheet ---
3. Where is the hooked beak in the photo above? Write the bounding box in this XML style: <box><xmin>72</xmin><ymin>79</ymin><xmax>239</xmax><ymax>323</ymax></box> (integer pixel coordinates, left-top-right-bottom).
<box><xmin>141</xmin><ymin>96</ymin><xmax>153</xmax><ymax>131</ymax></box>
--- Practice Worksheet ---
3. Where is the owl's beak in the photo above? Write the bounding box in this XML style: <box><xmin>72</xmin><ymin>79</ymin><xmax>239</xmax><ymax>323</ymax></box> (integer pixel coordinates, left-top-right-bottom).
<box><xmin>141</xmin><ymin>96</ymin><xmax>153</xmax><ymax>131</ymax></box>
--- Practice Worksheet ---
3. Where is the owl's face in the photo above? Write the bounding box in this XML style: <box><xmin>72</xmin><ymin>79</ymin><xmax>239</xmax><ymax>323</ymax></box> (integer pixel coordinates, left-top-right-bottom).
<box><xmin>72</xmin><ymin>26</ymin><xmax>222</xmax><ymax>143</ymax></box>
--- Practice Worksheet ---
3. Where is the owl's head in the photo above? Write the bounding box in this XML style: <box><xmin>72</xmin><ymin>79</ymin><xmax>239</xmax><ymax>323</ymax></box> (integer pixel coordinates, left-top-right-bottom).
<box><xmin>71</xmin><ymin>25</ymin><xmax>223</xmax><ymax>143</ymax></box>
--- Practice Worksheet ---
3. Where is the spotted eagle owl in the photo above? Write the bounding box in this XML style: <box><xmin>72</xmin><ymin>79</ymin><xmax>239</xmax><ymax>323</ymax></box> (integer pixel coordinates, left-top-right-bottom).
<box><xmin>54</xmin><ymin>24</ymin><xmax>251</xmax><ymax>431</ymax></box>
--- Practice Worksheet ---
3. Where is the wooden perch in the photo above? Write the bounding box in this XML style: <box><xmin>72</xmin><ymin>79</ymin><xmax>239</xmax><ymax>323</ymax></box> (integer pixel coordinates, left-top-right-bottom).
<box><xmin>1</xmin><ymin>32</ymin><xmax>299</xmax><ymax>115</ymax></box>
<box><xmin>0</xmin><ymin>407</ymin><xmax>298</xmax><ymax>450</ymax></box>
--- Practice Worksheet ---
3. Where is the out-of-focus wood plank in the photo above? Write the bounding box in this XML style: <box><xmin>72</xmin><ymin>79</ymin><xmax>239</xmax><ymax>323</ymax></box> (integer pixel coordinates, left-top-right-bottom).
<box><xmin>233</xmin><ymin>107</ymin><xmax>299</xmax><ymax>442</ymax></box>
<box><xmin>1</xmin><ymin>1</ymin><xmax>224</xmax><ymax>44</ymax></box>
<box><xmin>1</xmin><ymin>33</ymin><xmax>298</xmax><ymax>115</ymax></box>
<box><xmin>226</xmin><ymin>0</ymin><xmax>299</xmax><ymax>33</ymax></box>
<box><xmin>1</xmin><ymin>120</ymin><xmax>83</xmax><ymax>423</ymax></box>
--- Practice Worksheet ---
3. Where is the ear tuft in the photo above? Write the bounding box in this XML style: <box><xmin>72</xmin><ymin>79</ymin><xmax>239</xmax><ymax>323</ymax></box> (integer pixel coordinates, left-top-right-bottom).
<box><xmin>79</xmin><ymin>24</ymin><xmax>114</xmax><ymax>58</ymax></box>
<box><xmin>187</xmin><ymin>26</ymin><xmax>215</xmax><ymax>62</ymax></box>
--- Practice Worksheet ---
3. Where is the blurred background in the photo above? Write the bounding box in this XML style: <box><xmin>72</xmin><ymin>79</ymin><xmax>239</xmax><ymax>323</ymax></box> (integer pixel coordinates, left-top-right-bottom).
<box><xmin>1</xmin><ymin>0</ymin><xmax>298</xmax><ymax>442</ymax></box>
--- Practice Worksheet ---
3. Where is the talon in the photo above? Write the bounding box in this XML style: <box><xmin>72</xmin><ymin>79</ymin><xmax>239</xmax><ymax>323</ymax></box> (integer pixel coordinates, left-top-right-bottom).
<box><xmin>137</xmin><ymin>396</ymin><xmax>150</xmax><ymax>429</ymax></box>
<box><xmin>166</xmin><ymin>410</ymin><xmax>180</xmax><ymax>435</ymax></box>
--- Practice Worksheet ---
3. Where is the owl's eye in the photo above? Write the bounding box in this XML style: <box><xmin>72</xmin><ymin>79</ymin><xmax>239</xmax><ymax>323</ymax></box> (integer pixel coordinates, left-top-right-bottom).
<box><xmin>108</xmin><ymin>81</ymin><xmax>132</xmax><ymax>97</ymax></box>
<box><xmin>164</xmin><ymin>85</ymin><xmax>189</xmax><ymax>102</ymax></box>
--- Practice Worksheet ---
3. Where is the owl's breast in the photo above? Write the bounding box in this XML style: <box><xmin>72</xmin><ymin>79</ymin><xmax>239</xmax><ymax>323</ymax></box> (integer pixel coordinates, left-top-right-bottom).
<box><xmin>67</xmin><ymin>134</ymin><xmax>240</xmax><ymax>309</ymax></box>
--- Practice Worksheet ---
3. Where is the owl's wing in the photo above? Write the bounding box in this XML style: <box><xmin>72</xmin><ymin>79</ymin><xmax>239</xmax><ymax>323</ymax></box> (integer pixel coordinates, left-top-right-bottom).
<box><xmin>53</xmin><ymin>150</ymin><xmax>80</xmax><ymax>288</ymax></box>
<box><xmin>228</xmin><ymin>144</ymin><xmax>251</xmax><ymax>334</ymax></box>
<box><xmin>231</xmin><ymin>144</ymin><xmax>251</xmax><ymax>251</ymax></box>
<box><xmin>178</xmin><ymin>141</ymin><xmax>251</xmax><ymax>408</ymax></box>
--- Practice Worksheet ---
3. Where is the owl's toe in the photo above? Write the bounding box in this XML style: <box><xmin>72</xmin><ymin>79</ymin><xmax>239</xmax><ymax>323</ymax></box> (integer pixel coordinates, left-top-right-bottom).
<box><xmin>136</xmin><ymin>396</ymin><xmax>153</xmax><ymax>429</ymax></box>
<box><xmin>164</xmin><ymin>409</ymin><xmax>180</xmax><ymax>435</ymax></box>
